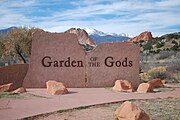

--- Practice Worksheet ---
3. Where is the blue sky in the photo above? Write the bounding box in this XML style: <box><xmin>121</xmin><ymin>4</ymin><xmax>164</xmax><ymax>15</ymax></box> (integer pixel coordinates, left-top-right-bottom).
<box><xmin>0</xmin><ymin>0</ymin><xmax>180</xmax><ymax>36</ymax></box>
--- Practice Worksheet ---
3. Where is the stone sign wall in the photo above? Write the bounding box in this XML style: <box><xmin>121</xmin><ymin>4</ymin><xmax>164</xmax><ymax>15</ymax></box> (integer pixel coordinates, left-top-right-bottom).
<box><xmin>23</xmin><ymin>31</ymin><xmax>86</xmax><ymax>88</ymax></box>
<box><xmin>0</xmin><ymin>64</ymin><xmax>28</xmax><ymax>89</ymax></box>
<box><xmin>23</xmin><ymin>30</ymin><xmax>140</xmax><ymax>88</ymax></box>
<box><xmin>86</xmin><ymin>43</ymin><xmax>140</xmax><ymax>87</ymax></box>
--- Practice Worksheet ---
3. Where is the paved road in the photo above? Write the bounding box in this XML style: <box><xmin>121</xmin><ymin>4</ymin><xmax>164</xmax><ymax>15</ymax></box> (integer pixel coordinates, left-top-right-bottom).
<box><xmin>0</xmin><ymin>87</ymin><xmax>180</xmax><ymax>120</ymax></box>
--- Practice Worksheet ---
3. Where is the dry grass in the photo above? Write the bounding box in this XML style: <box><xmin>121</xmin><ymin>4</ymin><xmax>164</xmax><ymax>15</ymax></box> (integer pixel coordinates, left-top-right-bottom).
<box><xmin>0</xmin><ymin>92</ymin><xmax>50</xmax><ymax>99</ymax></box>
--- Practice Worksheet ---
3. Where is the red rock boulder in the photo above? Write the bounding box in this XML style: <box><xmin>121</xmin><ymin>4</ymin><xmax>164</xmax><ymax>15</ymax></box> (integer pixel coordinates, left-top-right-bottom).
<box><xmin>65</xmin><ymin>28</ymin><xmax>97</xmax><ymax>50</ymax></box>
<box><xmin>137</xmin><ymin>83</ymin><xmax>153</xmax><ymax>93</ymax></box>
<box><xmin>162</xmin><ymin>80</ymin><xmax>166</xmax><ymax>85</ymax></box>
<box><xmin>148</xmin><ymin>78</ymin><xmax>164</xmax><ymax>88</ymax></box>
<box><xmin>112</xmin><ymin>80</ymin><xmax>134</xmax><ymax>92</ymax></box>
<box><xmin>115</xmin><ymin>101</ymin><xmax>151</xmax><ymax>120</ymax></box>
<box><xmin>128</xmin><ymin>31</ymin><xmax>153</xmax><ymax>42</ymax></box>
<box><xmin>0</xmin><ymin>83</ymin><xmax>15</xmax><ymax>92</ymax></box>
<box><xmin>12</xmin><ymin>87</ymin><xmax>27</xmax><ymax>93</ymax></box>
<box><xmin>46</xmin><ymin>80</ymin><xmax>68</xmax><ymax>95</ymax></box>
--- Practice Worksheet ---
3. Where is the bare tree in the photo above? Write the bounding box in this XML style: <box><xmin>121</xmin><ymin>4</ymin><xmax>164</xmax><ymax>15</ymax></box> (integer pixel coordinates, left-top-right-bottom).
<box><xmin>2</xmin><ymin>27</ymin><xmax>39</xmax><ymax>63</ymax></box>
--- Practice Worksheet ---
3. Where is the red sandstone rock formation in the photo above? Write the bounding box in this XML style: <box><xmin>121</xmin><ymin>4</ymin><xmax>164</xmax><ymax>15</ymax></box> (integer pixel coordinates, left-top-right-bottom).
<box><xmin>65</xmin><ymin>28</ymin><xmax>97</xmax><ymax>50</ymax></box>
<box><xmin>46</xmin><ymin>80</ymin><xmax>68</xmax><ymax>95</ymax></box>
<box><xmin>112</xmin><ymin>80</ymin><xmax>134</xmax><ymax>92</ymax></box>
<box><xmin>12</xmin><ymin>87</ymin><xmax>27</xmax><ymax>93</ymax></box>
<box><xmin>137</xmin><ymin>83</ymin><xmax>153</xmax><ymax>93</ymax></box>
<box><xmin>115</xmin><ymin>101</ymin><xmax>151</xmax><ymax>120</ymax></box>
<box><xmin>0</xmin><ymin>83</ymin><xmax>15</xmax><ymax>92</ymax></box>
<box><xmin>148</xmin><ymin>78</ymin><xmax>164</xmax><ymax>88</ymax></box>
<box><xmin>128</xmin><ymin>31</ymin><xmax>153</xmax><ymax>42</ymax></box>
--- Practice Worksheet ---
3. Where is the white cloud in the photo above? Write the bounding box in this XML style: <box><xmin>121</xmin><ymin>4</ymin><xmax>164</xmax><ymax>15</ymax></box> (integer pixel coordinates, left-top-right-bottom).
<box><xmin>0</xmin><ymin>0</ymin><xmax>179</xmax><ymax>36</ymax></box>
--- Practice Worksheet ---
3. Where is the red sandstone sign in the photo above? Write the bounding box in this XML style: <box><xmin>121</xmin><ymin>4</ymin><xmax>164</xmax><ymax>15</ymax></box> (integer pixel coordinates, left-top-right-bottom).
<box><xmin>23</xmin><ymin>30</ymin><xmax>140</xmax><ymax>88</ymax></box>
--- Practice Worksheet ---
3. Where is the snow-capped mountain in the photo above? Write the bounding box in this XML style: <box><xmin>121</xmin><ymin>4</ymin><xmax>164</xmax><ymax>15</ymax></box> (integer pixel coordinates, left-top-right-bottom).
<box><xmin>84</xmin><ymin>28</ymin><xmax>106</xmax><ymax>36</ymax></box>
<box><xmin>84</xmin><ymin>28</ymin><xmax>131</xmax><ymax>44</ymax></box>
<box><xmin>84</xmin><ymin>28</ymin><xmax>131</xmax><ymax>37</ymax></box>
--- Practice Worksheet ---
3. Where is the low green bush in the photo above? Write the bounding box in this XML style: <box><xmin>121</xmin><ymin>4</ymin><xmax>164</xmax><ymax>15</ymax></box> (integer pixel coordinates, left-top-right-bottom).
<box><xmin>147</xmin><ymin>66</ymin><xmax>168</xmax><ymax>80</ymax></box>
<box><xmin>139</xmin><ymin>73</ymin><xmax>150</xmax><ymax>82</ymax></box>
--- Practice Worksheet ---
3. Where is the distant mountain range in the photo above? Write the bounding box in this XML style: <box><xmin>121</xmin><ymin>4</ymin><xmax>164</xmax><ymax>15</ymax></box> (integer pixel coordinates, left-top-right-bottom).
<box><xmin>0</xmin><ymin>27</ymin><xmax>17</xmax><ymax>33</ymax></box>
<box><xmin>0</xmin><ymin>27</ymin><xmax>179</xmax><ymax>67</ymax></box>
<box><xmin>84</xmin><ymin>28</ymin><xmax>130</xmax><ymax>44</ymax></box>
<box><xmin>0</xmin><ymin>27</ymin><xmax>17</xmax><ymax>40</ymax></box>
<box><xmin>0</xmin><ymin>27</ymin><xmax>131</xmax><ymax>44</ymax></box>
<box><xmin>0</xmin><ymin>27</ymin><xmax>179</xmax><ymax>48</ymax></box>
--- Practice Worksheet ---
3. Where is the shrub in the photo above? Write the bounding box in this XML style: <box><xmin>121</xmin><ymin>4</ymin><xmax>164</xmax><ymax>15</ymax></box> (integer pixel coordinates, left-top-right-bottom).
<box><xmin>157</xmin><ymin>51</ymin><xmax>176</xmax><ymax>60</ymax></box>
<box><xmin>167</xmin><ymin>60</ymin><xmax>180</xmax><ymax>73</ymax></box>
<box><xmin>171</xmin><ymin>72</ymin><xmax>180</xmax><ymax>83</ymax></box>
<box><xmin>139</xmin><ymin>73</ymin><xmax>150</xmax><ymax>82</ymax></box>
<box><xmin>156</xmin><ymin>41</ymin><xmax>164</xmax><ymax>48</ymax></box>
<box><xmin>171</xmin><ymin>43</ymin><xmax>179</xmax><ymax>51</ymax></box>
<box><xmin>147</xmin><ymin>66</ymin><xmax>167</xmax><ymax>80</ymax></box>
<box><xmin>166</xmin><ymin>72</ymin><xmax>180</xmax><ymax>83</ymax></box>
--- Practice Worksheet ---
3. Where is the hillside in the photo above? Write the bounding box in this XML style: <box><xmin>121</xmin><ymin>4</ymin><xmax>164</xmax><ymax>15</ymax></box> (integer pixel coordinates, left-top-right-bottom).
<box><xmin>133</xmin><ymin>32</ymin><xmax>180</xmax><ymax>53</ymax></box>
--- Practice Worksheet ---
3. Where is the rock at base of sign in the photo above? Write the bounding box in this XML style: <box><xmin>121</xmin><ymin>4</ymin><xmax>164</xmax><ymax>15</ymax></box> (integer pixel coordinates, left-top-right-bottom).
<box><xmin>46</xmin><ymin>80</ymin><xmax>69</xmax><ymax>95</ymax></box>
<box><xmin>148</xmin><ymin>78</ymin><xmax>165</xmax><ymax>88</ymax></box>
<box><xmin>12</xmin><ymin>87</ymin><xmax>27</xmax><ymax>93</ymax></box>
<box><xmin>137</xmin><ymin>83</ymin><xmax>153</xmax><ymax>93</ymax></box>
<box><xmin>0</xmin><ymin>83</ymin><xmax>16</xmax><ymax>93</ymax></box>
<box><xmin>115</xmin><ymin>101</ymin><xmax>151</xmax><ymax>120</ymax></box>
<box><xmin>112</xmin><ymin>80</ymin><xmax>134</xmax><ymax>92</ymax></box>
